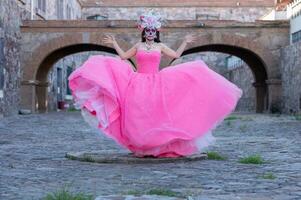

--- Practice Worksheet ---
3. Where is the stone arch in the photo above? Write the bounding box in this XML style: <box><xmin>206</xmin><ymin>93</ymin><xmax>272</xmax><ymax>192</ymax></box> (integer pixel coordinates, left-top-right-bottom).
<box><xmin>21</xmin><ymin>34</ymin><xmax>133</xmax><ymax>113</ymax></box>
<box><xmin>167</xmin><ymin>34</ymin><xmax>280</xmax><ymax>113</ymax></box>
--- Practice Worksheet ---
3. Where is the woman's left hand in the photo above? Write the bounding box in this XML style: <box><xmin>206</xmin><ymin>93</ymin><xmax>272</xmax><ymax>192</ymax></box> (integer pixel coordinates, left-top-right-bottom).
<box><xmin>184</xmin><ymin>33</ymin><xmax>197</xmax><ymax>44</ymax></box>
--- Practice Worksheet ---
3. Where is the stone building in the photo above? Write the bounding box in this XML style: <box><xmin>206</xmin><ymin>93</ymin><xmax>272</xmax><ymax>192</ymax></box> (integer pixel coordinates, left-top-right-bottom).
<box><xmin>0</xmin><ymin>0</ymin><xmax>82</xmax><ymax>117</ymax></box>
<box><xmin>1</xmin><ymin>0</ymin><xmax>301</xmax><ymax>117</ymax></box>
<box><xmin>79</xmin><ymin>0</ymin><xmax>279</xmax><ymax>113</ymax></box>
<box><xmin>280</xmin><ymin>0</ymin><xmax>301</xmax><ymax>113</ymax></box>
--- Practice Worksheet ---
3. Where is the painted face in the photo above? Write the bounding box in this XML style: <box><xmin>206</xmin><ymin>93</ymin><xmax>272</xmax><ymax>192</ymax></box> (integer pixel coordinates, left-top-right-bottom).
<box><xmin>145</xmin><ymin>26</ymin><xmax>157</xmax><ymax>40</ymax></box>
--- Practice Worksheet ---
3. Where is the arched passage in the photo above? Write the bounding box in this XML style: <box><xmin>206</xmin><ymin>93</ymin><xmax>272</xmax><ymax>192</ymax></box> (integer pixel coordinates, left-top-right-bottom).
<box><xmin>21</xmin><ymin>31</ymin><xmax>283</xmax><ymax>114</ymax></box>
<box><xmin>31</xmin><ymin>44</ymin><xmax>134</xmax><ymax>113</ymax></box>
<box><xmin>169</xmin><ymin>44</ymin><xmax>268</xmax><ymax>113</ymax></box>
<box><xmin>21</xmin><ymin>33</ymin><xmax>133</xmax><ymax>112</ymax></box>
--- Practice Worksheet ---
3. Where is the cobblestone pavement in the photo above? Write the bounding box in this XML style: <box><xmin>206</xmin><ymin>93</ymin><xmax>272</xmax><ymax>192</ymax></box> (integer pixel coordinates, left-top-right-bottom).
<box><xmin>0</xmin><ymin>111</ymin><xmax>300</xmax><ymax>200</ymax></box>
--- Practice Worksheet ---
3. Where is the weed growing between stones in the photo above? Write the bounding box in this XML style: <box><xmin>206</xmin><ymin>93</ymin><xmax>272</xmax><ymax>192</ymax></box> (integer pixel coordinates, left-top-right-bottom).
<box><xmin>239</xmin><ymin>154</ymin><xmax>265</xmax><ymax>164</ymax></box>
<box><xmin>258</xmin><ymin>172</ymin><xmax>276</xmax><ymax>180</ymax></box>
<box><xmin>241</xmin><ymin>116</ymin><xmax>254</xmax><ymax>121</ymax></box>
<box><xmin>206</xmin><ymin>151</ymin><xmax>227</xmax><ymax>160</ymax></box>
<box><xmin>125</xmin><ymin>188</ymin><xmax>184</xmax><ymax>198</ymax></box>
<box><xmin>67</xmin><ymin>107</ymin><xmax>80</xmax><ymax>112</ymax></box>
<box><xmin>42</xmin><ymin>187</ymin><xmax>93</xmax><ymax>200</ymax></box>
<box><xmin>225</xmin><ymin>115</ymin><xmax>241</xmax><ymax>120</ymax></box>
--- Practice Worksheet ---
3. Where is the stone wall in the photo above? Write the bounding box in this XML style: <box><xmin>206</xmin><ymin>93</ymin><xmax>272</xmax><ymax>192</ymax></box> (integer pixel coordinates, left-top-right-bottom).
<box><xmin>0</xmin><ymin>0</ymin><xmax>82</xmax><ymax>117</ymax></box>
<box><xmin>0</xmin><ymin>0</ymin><xmax>23</xmax><ymax>117</ymax></box>
<box><xmin>224</xmin><ymin>64</ymin><xmax>256</xmax><ymax>112</ymax></box>
<box><xmin>172</xmin><ymin>52</ymin><xmax>228</xmax><ymax>74</ymax></box>
<box><xmin>280</xmin><ymin>41</ymin><xmax>301</xmax><ymax>114</ymax></box>
<box><xmin>48</xmin><ymin>51</ymin><xmax>100</xmax><ymax>111</ymax></box>
<box><xmin>82</xmin><ymin>7</ymin><xmax>273</xmax><ymax>22</ymax></box>
<box><xmin>79</xmin><ymin>0</ymin><xmax>275</xmax><ymax>7</ymax></box>
<box><xmin>14</xmin><ymin>0</ymin><xmax>81</xmax><ymax>20</ymax></box>
<box><xmin>46</xmin><ymin>0</ymin><xmax>81</xmax><ymax>19</ymax></box>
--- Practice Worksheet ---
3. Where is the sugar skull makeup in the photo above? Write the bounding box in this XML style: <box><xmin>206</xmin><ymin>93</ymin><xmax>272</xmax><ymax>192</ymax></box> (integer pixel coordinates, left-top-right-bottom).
<box><xmin>145</xmin><ymin>26</ymin><xmax>157</xmax><ymax>40</ymax></box>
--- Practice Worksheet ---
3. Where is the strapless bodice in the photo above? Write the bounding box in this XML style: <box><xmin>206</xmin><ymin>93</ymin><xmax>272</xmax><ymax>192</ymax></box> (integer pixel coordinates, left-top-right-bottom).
<box><xmin>135</xmin><ymin>49</ymin><xmax>161</xmax><ymax>74</ymax></box>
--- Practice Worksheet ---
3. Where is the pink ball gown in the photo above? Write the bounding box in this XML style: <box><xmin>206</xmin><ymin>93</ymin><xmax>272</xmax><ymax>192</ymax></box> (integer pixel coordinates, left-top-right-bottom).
<box><xmin>68</xmin><ymin>49</ymin><xmax>243</xmax><ymax>158</ymax></box>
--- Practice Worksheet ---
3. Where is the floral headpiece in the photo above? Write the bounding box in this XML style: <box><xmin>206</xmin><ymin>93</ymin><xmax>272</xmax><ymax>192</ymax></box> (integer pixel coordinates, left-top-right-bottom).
<box><xmin>137</xmin><ymin>10</ymin><xmax>165</xmax><ymax>32</ymax></box>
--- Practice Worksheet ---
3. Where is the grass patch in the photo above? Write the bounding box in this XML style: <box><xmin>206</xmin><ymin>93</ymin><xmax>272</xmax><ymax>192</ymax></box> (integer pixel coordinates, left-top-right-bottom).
<box><xmin>125</xmin><ymin>188</ymin><xmax>183</xmax><ymax>198</ymax></box>
<box><xmin>206</xmin><ymin>151</ymin><xmax>227</xmax><ymax>160</ymax></box>
<box><xmin>225</xmin><ymin>115</ymin><xmax>240</xmax><ymax>121</ymax></box>
<box><xmin>294</xmin><ymin>114</ymin><xmax>301</xmax><ymax>121</ymax></box>
<box><xmin>239</xmin><ymin>154</ymin><xmax>265</xmax><ymax>164</ymax></box>
<box><xmin>126</xmin><ymin>190</ymin><xmax>142</xmax><ymax>196</ymax></box>
<box><xmin>146</xmin><ymin>188</ymin><xmax>180</xmax><ymax>197</ymax></box>
<box><xmin>67</xmin><ymin>107</ymin><xmax>79</xmax><ymax>112</ymax></box>
<box><xmin>258</xmin><ymin>172</ymin><xmax>276</xmax><ymax>180</ymax></box>
<box><xmin>241</xmin><ymin>116</ymin><xmax>254</xmax><ymax>121</ymax></box>
<box><xmin>43</xmin><ymin>187</ymin><xmax>93</xmax><ymax>200</ymax></box>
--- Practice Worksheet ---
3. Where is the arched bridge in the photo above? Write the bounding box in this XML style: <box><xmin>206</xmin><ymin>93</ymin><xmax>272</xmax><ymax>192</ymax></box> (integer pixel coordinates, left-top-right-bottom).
<box><xmin>20</xmin><ymin>20</ymin><xmax>289</xmax><ymax>113</ymax></box>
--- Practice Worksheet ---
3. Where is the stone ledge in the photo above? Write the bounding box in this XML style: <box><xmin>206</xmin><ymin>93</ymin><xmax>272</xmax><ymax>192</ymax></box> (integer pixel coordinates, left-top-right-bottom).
<box><xmin>65</xmin><ymin>150</ymin><xmax>207</xmax><ymax>164</ymax></box>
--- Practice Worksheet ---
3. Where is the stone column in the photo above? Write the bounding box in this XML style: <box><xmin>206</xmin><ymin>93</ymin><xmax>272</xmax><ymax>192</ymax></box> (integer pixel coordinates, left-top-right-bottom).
<box><xmin>266</xmin><ymin>79</ymin><xmax>282</xmax><ymax>113</ymax></box>
<box><xmin>252</xmin><ymin>82</ymin><xmax>267</xmax><ymax>113</ymax></box>
<box><xmin>35</xmin><ymin>81</ymin><xmax>50</xmax><ymax>113</ymax></box>
<box><xmin>20</xmin><ymin>80</ymin><xmax>37</xmax><ymax>113</ymax></box>
<box><xmin>20</xmin><ymin>80</ymin><xmax>50</xmax><ymax>114</ymax></box>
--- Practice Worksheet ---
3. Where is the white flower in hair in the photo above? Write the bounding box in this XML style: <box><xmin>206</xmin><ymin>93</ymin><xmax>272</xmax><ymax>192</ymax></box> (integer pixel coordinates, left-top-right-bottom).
<box><xmin>137</xmin><ymin>10</ymin><xmax>165</xmax><ymax>32</ymax></box>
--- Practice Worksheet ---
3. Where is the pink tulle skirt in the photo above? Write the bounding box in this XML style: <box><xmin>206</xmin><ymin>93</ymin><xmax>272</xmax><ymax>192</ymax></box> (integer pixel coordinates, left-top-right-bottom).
<box><xmin>68</xmin><ymin>55</ymin><xmax>243</xmax><ymax>158</ymax></box>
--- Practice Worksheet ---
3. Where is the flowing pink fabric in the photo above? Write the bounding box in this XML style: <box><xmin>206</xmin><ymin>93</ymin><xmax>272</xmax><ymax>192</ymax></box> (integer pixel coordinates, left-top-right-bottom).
<box><xmin>68</xmin><ymin>49</ymin><xmax>243</xmax><ymax>158</ymax></box>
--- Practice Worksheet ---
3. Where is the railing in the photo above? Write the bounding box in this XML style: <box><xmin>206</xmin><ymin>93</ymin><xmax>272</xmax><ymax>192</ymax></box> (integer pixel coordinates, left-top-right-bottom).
<box><xmin>287</xmin><ymin>0</ymin><xmax>301</xmax><ymax>19</ymax></box>
<box><xmin>226</xmin><ymin>56</ymin><xmax>245</xmax><ymax>71</ymax></box>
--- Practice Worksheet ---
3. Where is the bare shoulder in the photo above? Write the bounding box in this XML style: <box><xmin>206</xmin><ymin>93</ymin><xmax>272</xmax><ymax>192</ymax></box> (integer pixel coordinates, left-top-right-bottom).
<box><xmin>158</xmin><ymin>42</ymin><xmax>168</xmax><ymax>49</ymax></box>
<box><xmin>134</xmin><ymin>41</ymin><xmax>142</xmax><ymax>49</ymax></box>
<box><xmin>136</xmin><ymin>41</ymin><xmax>143</xmax><ymax>46</ymax></box>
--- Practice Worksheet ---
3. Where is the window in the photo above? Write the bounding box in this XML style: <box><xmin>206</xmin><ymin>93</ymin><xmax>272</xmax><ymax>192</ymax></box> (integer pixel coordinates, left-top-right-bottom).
<box><xmin>292</xmin><ymin>30</ymin><xmax>301</xmax><ymax>43</ymax></box>
<box><xmin>56</xmin><ymin>0</ymin><xmax>64</xmax><ymax>19</ymax></box>
<box><xmin>0</xmin><ymin>39</ymin><xmax>4</xmax><ymax>98</ymax></box>
<box><xmin>66</xmin><ymin>66</ymin><xmax>73</xmax><ymax>95</ymax></box>
<box><xmin>86</xmin><ymin>15</ymin><xmax>108</xmax><ymax>20</ymax></box>
<box><xmin>66</xmin><ymin>4</ymin><xmax>72</xmax><ymax>19</ymax></box>
<box><xmin>226</xmin><ymin>55</ymin><xmax>244</xmax><ymax>70</ymax></box>
<box><xmin>37</xmin><ymin>0</ymin><xmax>46</xmax><ymax>12</ymax></box>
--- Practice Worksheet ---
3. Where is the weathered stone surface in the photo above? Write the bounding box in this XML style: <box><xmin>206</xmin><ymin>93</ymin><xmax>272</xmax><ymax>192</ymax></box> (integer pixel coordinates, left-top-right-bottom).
<box><xmin>18</xmin><ymin>109</ymin><xmax>31</xmax><ymax>115</ymax></box>
<box><xmin>0</xmin><ymin>112</ymin><xmax>300</xmax><ymax>200</ymax></box>
<box><xmin>0</xmin><ymin>0</ymin><xmax>22</xmax><ymax>117</ymax></box>
<box><xmin>65</xmin><ymin>150</ymin><xmax>208</xmax><ymax>164</ymax></box>
<box><xmin>280</xmin><ymin>41</ymin><xmax>301</xmax><ymax>114</ymax></box>
<box><xmin>20</xmin><ymin>20</ymin><xmax>290</xmax><ymax>114</ymax></box>
<box><xmin>0</xmin><ymin>0</ymin><xmax>82</xmax><ymax>117</ymax></box>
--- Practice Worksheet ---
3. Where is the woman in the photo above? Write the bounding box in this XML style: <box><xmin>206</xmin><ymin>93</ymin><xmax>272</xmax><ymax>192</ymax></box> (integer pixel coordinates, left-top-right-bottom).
<box><xmin>68</xmin><ymin>11</ymin><xmax>243</xmax><ymax>158</ymax></box>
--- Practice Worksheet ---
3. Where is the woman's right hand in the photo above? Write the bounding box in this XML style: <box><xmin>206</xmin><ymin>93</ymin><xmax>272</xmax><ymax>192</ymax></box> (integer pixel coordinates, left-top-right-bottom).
<box><xmin>102</xmin><ymin>34</ymin><xmax>116</xmax><ymax>45</ymax></box>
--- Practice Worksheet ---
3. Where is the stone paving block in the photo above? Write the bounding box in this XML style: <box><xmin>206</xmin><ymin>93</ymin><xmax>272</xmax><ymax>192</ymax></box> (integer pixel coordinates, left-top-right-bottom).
<box><xmin>65</xmin><ymin>150</ymin><xmax>208</xmax><ymax>164</ymax></box>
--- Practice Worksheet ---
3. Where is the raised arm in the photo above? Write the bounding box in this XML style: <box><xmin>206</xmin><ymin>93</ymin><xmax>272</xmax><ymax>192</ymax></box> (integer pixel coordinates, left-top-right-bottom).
<box><xmin>102</xmin><ymin>34</ymin><xmax>139</xmax><ymax>60</ymax></box>
<box><xmin>160</xmin><ymin>33</ymin><xmax>197</xmax><ymax>59</ymax></box>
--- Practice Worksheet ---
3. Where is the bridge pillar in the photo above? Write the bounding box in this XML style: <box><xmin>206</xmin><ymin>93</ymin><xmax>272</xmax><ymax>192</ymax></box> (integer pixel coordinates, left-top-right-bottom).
<box><xmin>252</xmin><ymin>82</ymin><xmax>268</xmax><ymax>113</ymax></box>
<box><xmin>266</xmin><ymin>79</ymin><xmax>282</xmax><ymax>113</ymax></box>
<box><xmin>20</xmin><ymin>80</ymin><xmax>49</xmax><ymax>114</ymax></box>
<box><xmin>20</xmin><ymin>80</ymin><xmax>37</xmax><ymax>113</ymax></box>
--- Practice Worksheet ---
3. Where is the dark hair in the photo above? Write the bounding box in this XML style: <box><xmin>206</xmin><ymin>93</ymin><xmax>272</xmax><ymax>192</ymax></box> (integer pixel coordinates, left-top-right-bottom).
<box><xmin>141</xmin><ymin>28</ymin><xmax>161</xmax><ymax>43</ymax></box>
